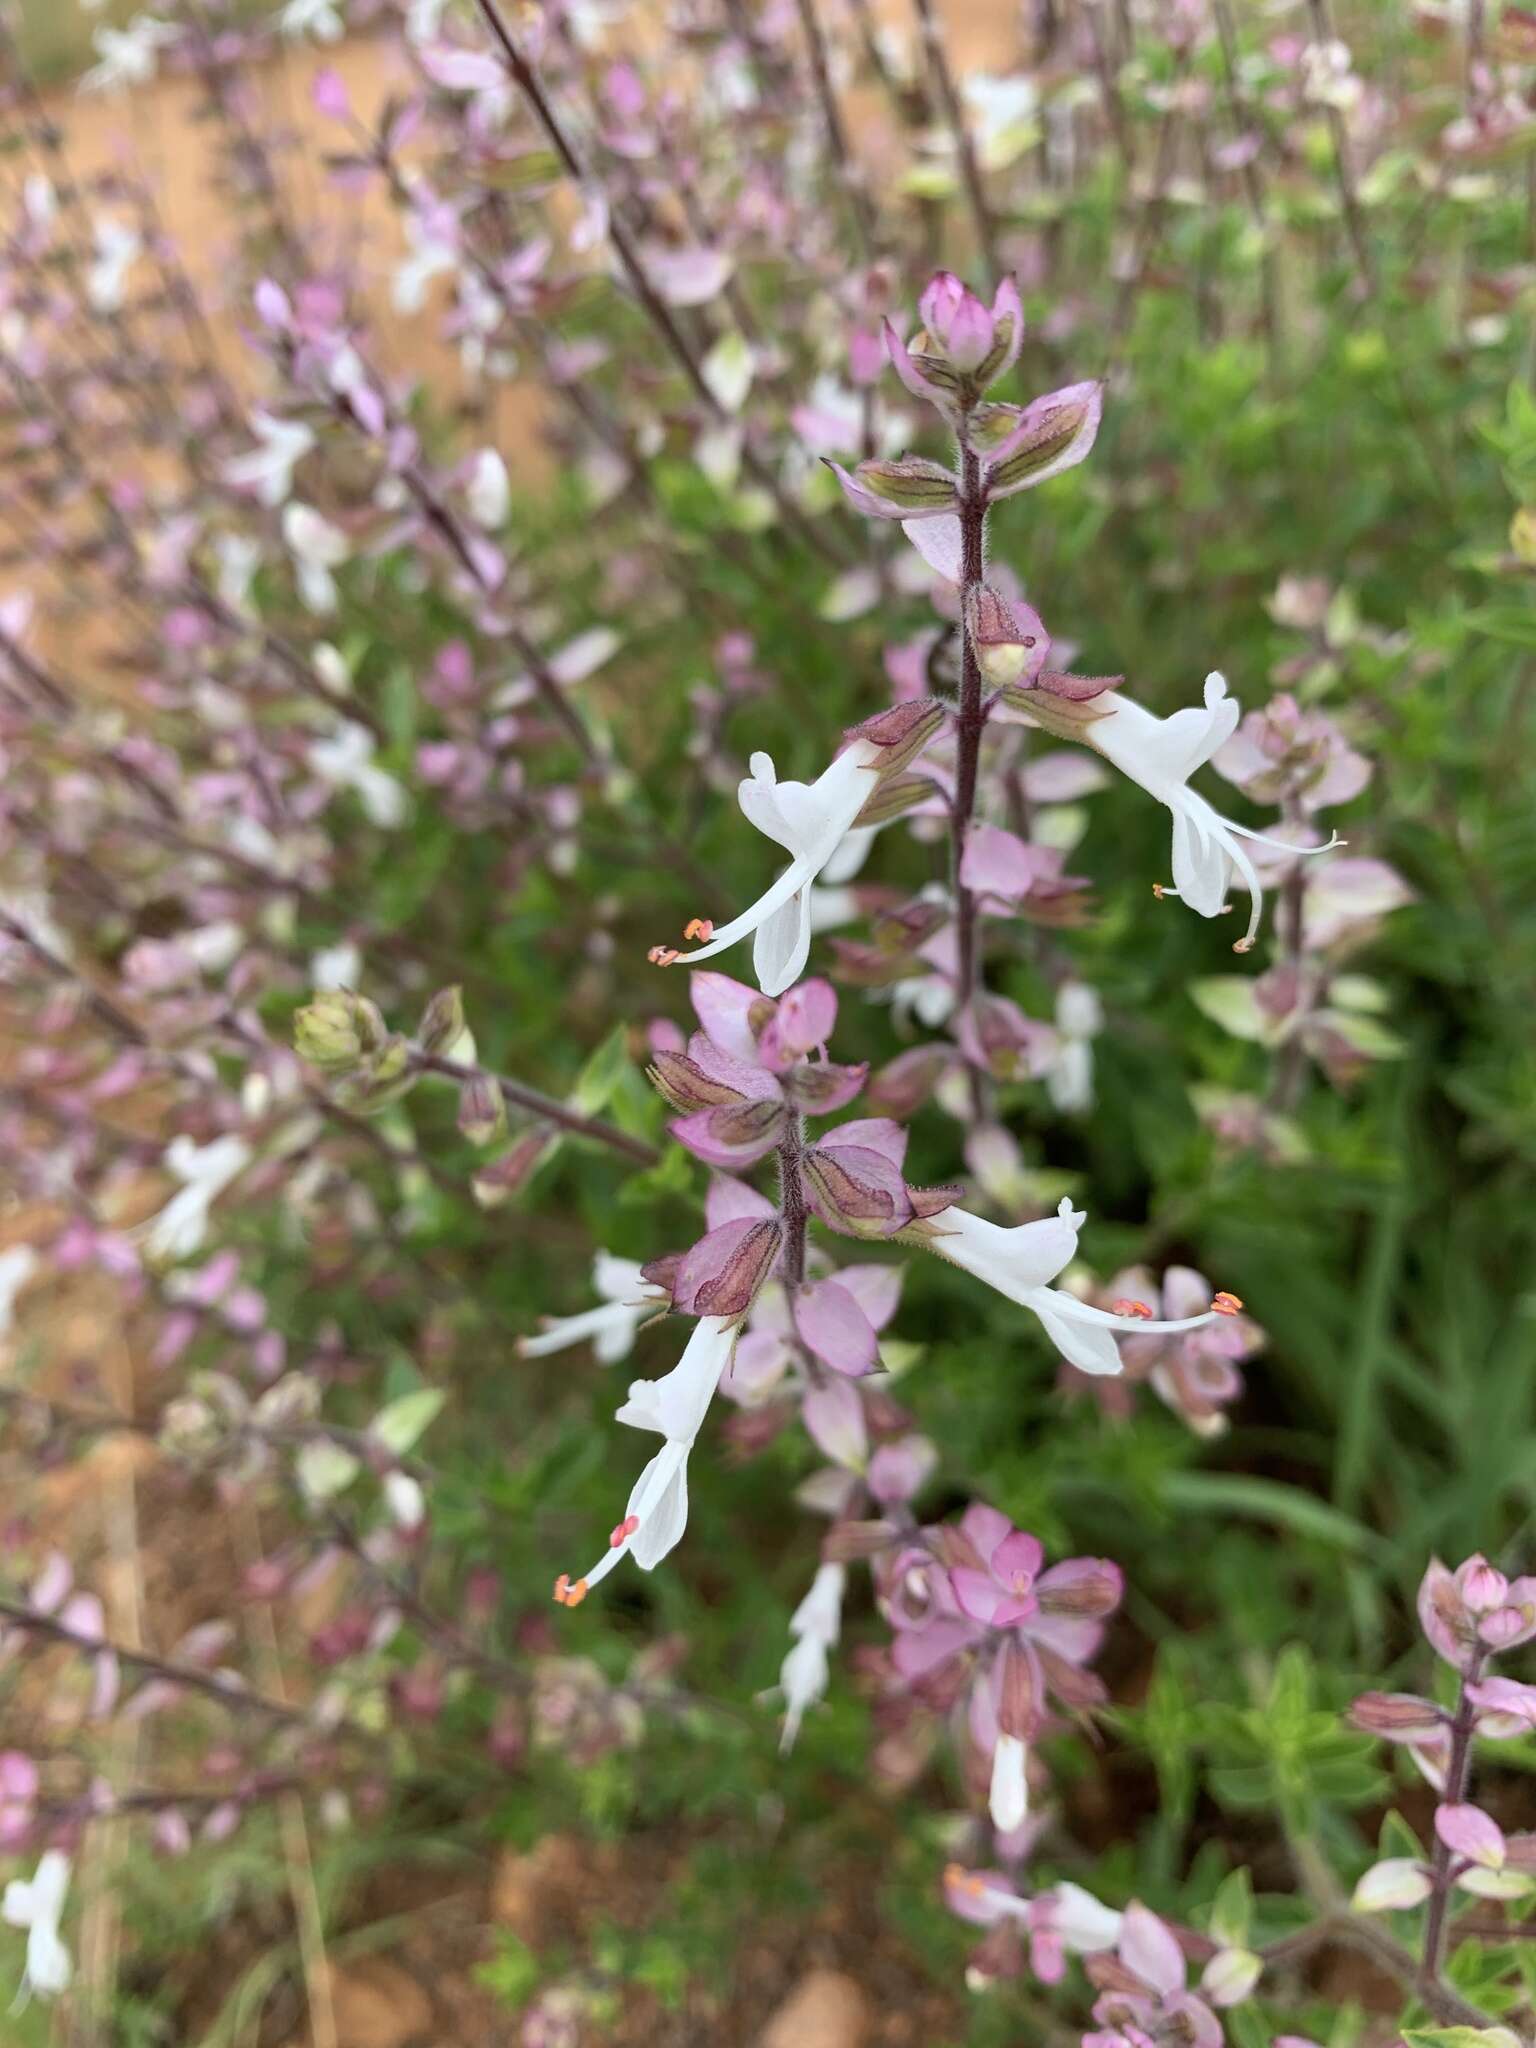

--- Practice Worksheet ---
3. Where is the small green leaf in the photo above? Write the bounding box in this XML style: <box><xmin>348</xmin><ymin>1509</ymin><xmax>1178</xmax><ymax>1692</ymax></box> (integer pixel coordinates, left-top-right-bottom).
<box><xmin>571</xmin><ymin>1024</ymin><xmax>634</xmax><ymax>1117</ymax></box>
<box><xmin>372</xmin><ymin>1388</ymin><xmax>446</xmax><ymax>1455</ymax></box>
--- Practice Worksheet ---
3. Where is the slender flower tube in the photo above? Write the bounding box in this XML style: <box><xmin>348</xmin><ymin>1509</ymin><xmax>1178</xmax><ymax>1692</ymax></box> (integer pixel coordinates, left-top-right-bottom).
<box><xmin>649</xmin><ymin>742</ymin><xmax>883</xmax><ymax>995</ymax></box>
<box><xmin>554</xmin><ymin>1316</ymin><xmax>740</xmax><ymax>1604</ymax></box>
<box><xmin>908</xmin><ymin>1200</ymin><xmax>1226</xmax><ymax>1376</ymax></box>
<box><xmin>778</xmin><ymin>1560</ymin><xmax>846</xmax><ymax>1752</ymax></box>
<box><xmin>518</xmin><ymin>1252</ymin><xmax>663</xmax><ymax>1364</ymax></box>
<box><xmin>1084</xmin><ymin>673</ymin><xmax>1341</xmax><ymax>951</ymax></box>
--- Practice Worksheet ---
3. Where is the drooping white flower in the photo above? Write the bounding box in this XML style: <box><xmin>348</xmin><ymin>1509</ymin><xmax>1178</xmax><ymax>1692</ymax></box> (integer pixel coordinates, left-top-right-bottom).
<box><xmin>465</xmin><ymin>449</ymin><xmax>511</xmax><ymax>529</ymax></box>
<box><xmin>143</xmin><ymin>1135</ymin><xmax>252</xmax><ymax>1263</ymax></box>
<box><xmin>989</xmin><ymin>1731</ymin><xmax>1029</xmax><ymax>1831</ymax></box>
<box><xmin>279</xmin><ymin>0</ymin><xmax>345</xmax><ymax>41</ymax></box>
<box><xmin>653</xmin><ymin>742</ymin><xmax>883</xmax><ymax>996</ymax></box>
<box><xmin>86</xmin><ymin>217</ymin><xmax>141</xmax><ymax>312</ymax></box>
<box><xmin>223</xmin><ymin>412</ymin><xmax>316</xmax><ymax>508</ymax></box>
<box><xmin>282</xmin><ymin>503</ymin><xmax>349</xmax><ymax>613</ymax></box>
<box><xmin>213</xmin><ymin>532</ymin><xmax>262</xmax><ymax>612</ymax></box>
<box><xmin>778</xmin><ymin>1561</ymin><xmax>846</xmax><ymax>1752</ymax></box>
<box><xmin>392</xmin><ymin>210</ymin><xmax>459</xmax><ymax>315</ymax></box>
<box><xmin>1085</xmin><ymin>673</ymin><xmax>1340</xmax><ymax>951</ymax></box>
<box><xmin>307</xmin><ymin>721</ymin><xmax>407</xmax><ymax>829</ymax></box>
<box><xmin>3</xmin><ymin>1850</ymin><xmax>72</xmax><ymax>2004</ymax></box>
<box><xmin>554</xmin><ymin>1317</ymin><xmax>740</xmax><ymax>1604</ymax></box>
<box><xmin>0</xmin><ymin>1245</ymin><xmax>38</xmax><ymax>1339</ymax></box>
<box><xmin>915</xmin><ymin>1199</ymin><xmax>1222</xmax><ymax>1377</ymax></box>
<box><xmin>518</xmin><ymin>1252</ymin><xmax>662</xmax><ymax>1365</ymax></box>
<box><xmin>1047</xmin><ymin>980</ymin><xmax>1102</xmax><ymax>1114</ymax></box>
<box><xmin>80</xmin><ymin>16</ymin><xmax>177</xmax><ymax>93</ymax></box>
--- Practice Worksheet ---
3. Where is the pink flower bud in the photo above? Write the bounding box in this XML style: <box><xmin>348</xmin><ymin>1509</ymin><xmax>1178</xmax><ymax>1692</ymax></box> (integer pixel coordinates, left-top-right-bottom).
<box><xmin>1348</xmin><ymin>1691</ymin><xmax>1446</xmax><ymax>1742</ymax></box>
<box><xmin>1458</xmin><ymin>1555</ymin><xmax>1510</xmax><ymax>1613</ymax></box>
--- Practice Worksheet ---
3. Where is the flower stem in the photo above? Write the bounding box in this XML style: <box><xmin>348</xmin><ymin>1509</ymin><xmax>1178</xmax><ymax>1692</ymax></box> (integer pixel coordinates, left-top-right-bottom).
<box><xmin>778</xmin><ymin>1114</ymin><xmax>809</xmax><ymax>1291</ymax></box>
<box><xmin>1421</xmin><ymin>1664</ymin><xmax>1481</xmax><ymax>1988</ymax></box>
<box><xmin>952</xmin><ymin>439</ymin><xmax>988</xmax><ymax>1020</ymax></box>
<box><xmin>411</xmin><ymin>1050</ymin><xmax>658</xmax><ymax>1166</ymax></box>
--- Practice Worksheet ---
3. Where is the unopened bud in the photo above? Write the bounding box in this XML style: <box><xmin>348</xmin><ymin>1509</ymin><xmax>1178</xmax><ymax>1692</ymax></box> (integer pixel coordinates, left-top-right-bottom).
<box><xmin>457</xmin><ymin>1072</ymin><xmax>507</xmax><ymax>1145</ymax></box>
<box><xmin>294</xmin><ymin>988</ymin><xmax>387</xmax><ymax>1075</ymax></box>
<box><xmin>416</xmin><ymin>985</ymin><xmax>466</xmax><ymax>1058</ymax></box>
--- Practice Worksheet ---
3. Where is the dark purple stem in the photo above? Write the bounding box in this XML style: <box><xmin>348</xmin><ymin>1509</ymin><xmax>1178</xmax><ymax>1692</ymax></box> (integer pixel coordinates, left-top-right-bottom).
<box><xmin>1421</xmin><ymin>1662</ymin><xmax>1482</xmax><ymax>1989</ymax></box>
<box><xmin>778</xmin><ymin>1115</ymin><xmax>809</xmax><ymax>1290</ymax></box>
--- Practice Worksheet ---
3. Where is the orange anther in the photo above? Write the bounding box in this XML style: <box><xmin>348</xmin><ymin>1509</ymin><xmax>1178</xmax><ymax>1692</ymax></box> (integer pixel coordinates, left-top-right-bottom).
<box><xmin>1232</xmin><ymin>936</ymin><xmax>1255</xmax><ymax>954</ymax></box>
<box><xmin>610</xmin><ymin>1514</ymin><xmax>640</xmax><ymax>1549</ymax></box>
<box><xmin>1151</xmin><ymin>883</ymin><xmax>1167</xmax><ymax>900</ymax></box>
<box><xmin>943</xmin><ymin>1863</ymin><xmax>965</xmax><ymax>1886</ymax></box>
<box><xmin>552</xmin><ymin>1573</ymin><xmax>589</xmax><ymax>1608</ymax></box>
<box><xmin>682</xmin><ymin>917</ymin><xmax>714</xmax><ymax>943</ymax></box>
<box><xmin>647</xmin><ymin>945</ymin><xmax>680</xmax><ymax>967</ymax></box>
<box><xmin>1111</xmin><ymin>1298</ymin><xmax>1155</xmax><ymax>1319</ymax></box>
<box><xmin>1211</xmin><ymin>1291</ymin><xmax>1244</xmax><ymax>1316</ymax></box>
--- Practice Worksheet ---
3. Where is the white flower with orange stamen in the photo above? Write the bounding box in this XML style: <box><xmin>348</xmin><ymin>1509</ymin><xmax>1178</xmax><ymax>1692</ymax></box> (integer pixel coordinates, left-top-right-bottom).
<box><xmin>649</xmin><ymin>741</ymin><xmax>883</xmax><ymax>997</ymax></box>
<box><xmin>1084</xmin><ymin>672</ymin><xmax>1341</xmax><ymax>951</ymax></box>
<box><xmin>553</xmin><ymin>1315</ymin><xmax>741</xmax><ymax>1605</ymax></box>
<box><xmin>908</xmin><ymin>1198</ymin><xmax>1229</xmax><ymax>1377</ymax></box>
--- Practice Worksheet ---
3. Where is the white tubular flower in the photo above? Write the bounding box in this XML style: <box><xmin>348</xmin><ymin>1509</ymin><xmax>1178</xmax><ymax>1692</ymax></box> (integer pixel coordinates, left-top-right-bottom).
<box><xmin>282</xmin><ymin>504</ymin><xmax>349</xmax><ymax>614</ymax></box>
<box><xmin>553</xmin><ymin>1317</ymin><xmax>740</xmax><ymax>1606</ymax></box>
<box><xmin>279</xmin><ymin>0</ymin><xmax>345</xmax><ymax>40</ymax></box>
<box><xmin>307</xmin><ymin>722</ymin><xmax>408</xmax><ymax>829</ymax></box>
<box><xmin>651</xmin><ymin>742</ymin><xmax>883</xmax><ymax>997</ymax></box>
<box><xmin>144</xmin><ymin>1135</ymin><xmax>252</xmax><ymax>1263</ymax></box>
<box><xmin>0</xmin><ymin>1245</ymin><xmax>38</xmax><ymax>1339</ymax></box>
<box><xmin>80</xmin><ymin>16</ymin><xmax>176</xmax><ymax>93</ymax></box>
<box><xmin>86</xmin><ymin>218</ymin><xmax>141</xmax><ymax>312</ymax></box>
<box><xmin>3</xmin><ymin>1850</ymin><xmax>71</xmax><ymax>2004</ymax></box>
<box><xmin>518</xmin><ymin>1252</ymin><xmax>662</xmax><ymax>1365</ymax></box>
<box><xmin>1048</xmin><ymin>980</ymin><xmax>1102</xmax><ymax>1114</ymax></box>
<box><xmin>466</xmin><ymin>449</ymin><xmax>511</xmax><ymax>529</ymax></box>
<box><xmin>989</xmin><ymin>1731</ymin><xmax>1029</xmax><ymax>1832</ymax></box>
<box><xmin>1086</xmin><ymin>673</ymin><xmax>1341</xmax><ymax>951</ymax></box>
<box><xmin>915</xmin><ymin>1199</ymin><xmax>1224</xmax><ymax>1377</ymax></box>
<box><xmin>779</xmin><ymin>1561</ymin><xmax>846</xmax><ymax>1753</ymax></box>
<box><xmin>223</xmin><ymin>412</ymin><xmax>316</xmax><ymax>508</ymax></box>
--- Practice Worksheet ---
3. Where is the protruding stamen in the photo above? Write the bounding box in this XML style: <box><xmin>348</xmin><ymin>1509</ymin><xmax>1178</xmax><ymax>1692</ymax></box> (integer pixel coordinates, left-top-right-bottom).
<box><xmin>1111</xmin><ymin>1298</ymin><xmax>1155</xmax><ymax>1319</ymax></box>
<box><xmin>682</xmin><ymin>917</ymin><xmax>714</xmax><ymax>943</ymax></box>
<box><xmin>1211</xmin><ymin>1291</ymin><xmax>1243</xmax><ymax>1316</ymax></box>
<box><xmin>1232</xmin><ymin>936</ymin><xmax>1255</xmax><ymax>954</ymax></box>
<box><xmin>647</xmin><ymin>945</ymin><xmax>680</xmax><ymax>967</ymax></box>
<box><xmin>1151</xmin><ymin>883</ymin><xmax>1167</xmax><ymax>900</ymax></box>
<box><xmin>552</xmin><ymin>1573</ymin><xmax>589</xmax><ymax>1608</ymax></box>
<box><xmin>609</xmin><ymin>1514</ymin><xmax>641</xmax><ymax>1549</ymax></box>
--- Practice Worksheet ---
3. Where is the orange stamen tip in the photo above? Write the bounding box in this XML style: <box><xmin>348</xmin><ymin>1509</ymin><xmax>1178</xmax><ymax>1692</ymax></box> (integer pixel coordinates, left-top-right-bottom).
<box><xmin>1232</xmin><ymin>936</ymin><xmax>1256</xmax><ymax>954</ymax></box>
<box><xmin>1111</xmin><ymin>1298</ymin><xmax>1155</xmax><ymax>1319</ymax></box>
<box><xmin>1151</xmin><ymin>883</ymin><xmax>1166</xmax><ymax>899</ymax></box>
<box><xmin>1212</xmin><ymin>1291</ymin><xmax>1243</xmax><ymax>1316</ymax></box>
<box><xmin>943</xmin><ymin>1863</ymin><xmax>965</xmax><ymax>1886</ymax></box>
<box><xmin>552</xmin><ymin>1573</ymin><xmax>589</xmax><ymax>1608</ymax></box>
<box><xmin>609</xmin><ymin>1514</ymin><xmax>640</xmax><ymax>1548</ymax></box>
<box><xmin>682</xmin><ymin>917</ymin><xmax>714</xmax><ymax>942</ymax></box>
<box><xmin>647</xmin><ymin>945</ymin><xmax>680</xmax><ymax>967</ymax></box>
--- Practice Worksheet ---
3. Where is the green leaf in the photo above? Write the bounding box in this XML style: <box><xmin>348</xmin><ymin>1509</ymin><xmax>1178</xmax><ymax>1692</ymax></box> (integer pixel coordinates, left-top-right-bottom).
<box><xmin>1464</xmin><ymin>606</ymin><xmax>1536</xmax><ymax>650</ymax></box>
<box><xmin>1189</xmin><ymin>977</ymin><xmax>1272</xmax><ymax>1043</ymax></box>
<box><xmin>1209</xmin><ymin>1865</ymin><xmax>1253</xmax><ymax>1949</ymax></box>
<box><xmin>1161</xmin><ymin>1472</ymin><xmax>1388</xmax><ymax>1557</ymax></box>
<box><xmin>1402</xmin><ymin>2030</ymin><xmax>1523</xmax><ymax>2048</ymax></box>
<box><xmin>571</xmin><ymin>1024</ymin><xmax>634</xmax><ymax>1117</ymax></box>
<box><xmin>372</xmin><ymin>1388</ymin><xmax>446</xmax><ymax>1455</ymax></box>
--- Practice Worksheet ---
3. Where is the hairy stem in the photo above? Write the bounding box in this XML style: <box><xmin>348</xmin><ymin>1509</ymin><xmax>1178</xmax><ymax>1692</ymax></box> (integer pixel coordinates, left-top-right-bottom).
<box><xmin>952</xmin><ymin>438</ymin><xmax>988</xmax><ymax>1019</ymax></box>
<box><xmin>411</xmin><ymin>1049</ymin><xmax>658</xmax><ymax>1165</ymax></box>
<box><xmin>1421</xmin><ymin>1663</ymin><xmax>1481</xmax><ymax>1987</ymax></box>
<box><xmin>778</xmin><ymin>1115</ymin><xmax>809</xmax><ymax>1290</ymax></box>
